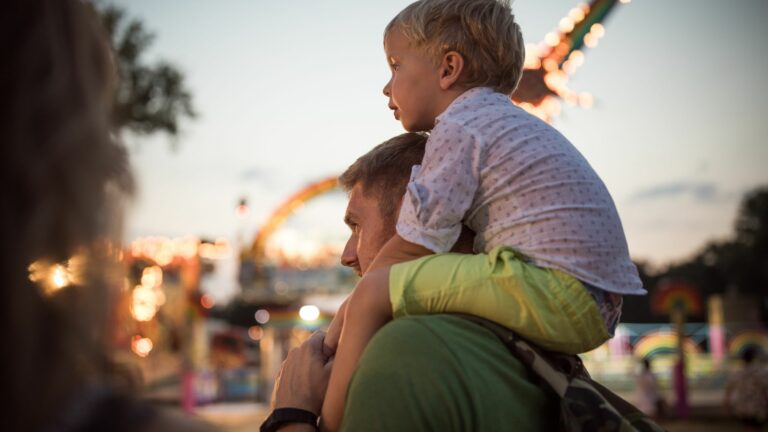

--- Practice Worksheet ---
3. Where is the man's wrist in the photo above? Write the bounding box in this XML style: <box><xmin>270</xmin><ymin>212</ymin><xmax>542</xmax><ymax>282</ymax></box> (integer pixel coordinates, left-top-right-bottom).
<box><xmin>260</xmin><ymin>407</ymin><xmax>319</xmax><ymax>432</ymax></box>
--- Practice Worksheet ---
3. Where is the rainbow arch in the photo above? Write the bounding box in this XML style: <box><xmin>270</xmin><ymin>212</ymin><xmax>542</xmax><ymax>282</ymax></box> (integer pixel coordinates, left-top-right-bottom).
<box><xmin>248</xmin><ymin>176</ymin><xmax>339</xmax><ymax>262</ymax></box>
<box><xmin>651</xmin><ymin>280</ymin><xmax>704</xmax><ymax>316</ymax></box>
<box><xmin>633</xmin><ymin>330</ymin><xmax>701</xmax><ymax>360</ymax></box>
<box><xmin>728</xmin><ymin>330</ymin><xmax>768</xmax><ymax>358</ymax></box>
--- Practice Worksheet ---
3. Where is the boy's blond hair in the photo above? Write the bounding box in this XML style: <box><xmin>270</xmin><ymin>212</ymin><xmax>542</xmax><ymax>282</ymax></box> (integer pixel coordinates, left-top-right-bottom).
<box><xmin>385</xmin><ymin>0</ymin><xmax>525</xmax><ymax>94</ymax></box>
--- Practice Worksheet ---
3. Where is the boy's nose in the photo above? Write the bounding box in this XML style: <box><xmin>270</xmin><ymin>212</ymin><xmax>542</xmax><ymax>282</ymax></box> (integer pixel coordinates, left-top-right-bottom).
<box><xmin>382</xmin><ymin>80</ymin><xmax>391</xmax><ymax>97</ymax></box>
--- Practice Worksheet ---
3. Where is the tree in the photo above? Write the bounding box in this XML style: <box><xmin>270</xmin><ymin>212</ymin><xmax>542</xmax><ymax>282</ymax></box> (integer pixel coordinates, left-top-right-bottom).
<box><xmin>99</xmin><ymin>5</ymin><xmax>196</xmax><ymax>140</ymax></box>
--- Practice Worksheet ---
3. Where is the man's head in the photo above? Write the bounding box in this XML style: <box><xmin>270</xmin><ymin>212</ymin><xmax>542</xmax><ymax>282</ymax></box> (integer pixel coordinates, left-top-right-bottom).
<box><xmin>382</xmin><ymin>0</ymin><xmax>525</xmax><ymax>130</ymax></box>
<box><xmin>338</xmin><ymin>133</ymin><xmax>427</xmax><ymax>275</ymax></box>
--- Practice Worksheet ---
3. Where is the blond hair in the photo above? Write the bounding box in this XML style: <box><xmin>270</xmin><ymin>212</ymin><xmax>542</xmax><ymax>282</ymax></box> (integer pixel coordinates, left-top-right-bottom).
<box><xmin>386</xmin><ymin>0</ymin><xmax>525</xmax><ymax>94</ymax></box>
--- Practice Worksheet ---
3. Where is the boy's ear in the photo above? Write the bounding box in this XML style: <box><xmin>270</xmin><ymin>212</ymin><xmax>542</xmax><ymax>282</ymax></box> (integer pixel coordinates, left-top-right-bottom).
<box><xmin>438</xmin><ymin>51</ymin><xmax>464</xmax><ymax>90</ymax></box>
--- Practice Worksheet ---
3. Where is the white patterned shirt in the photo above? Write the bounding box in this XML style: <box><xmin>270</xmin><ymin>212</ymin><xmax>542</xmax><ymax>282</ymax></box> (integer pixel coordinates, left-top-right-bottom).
<box><xmin>397</xmin><ymin>87</ymin><xmax>645</xmax><ymax>295</ymax></box>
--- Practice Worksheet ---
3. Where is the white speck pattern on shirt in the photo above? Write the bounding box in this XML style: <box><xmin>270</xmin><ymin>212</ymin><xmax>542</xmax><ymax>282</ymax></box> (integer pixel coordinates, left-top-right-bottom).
<box><xmin>396</xmin><ymin>87</ymin><xmax>645</xmax><ymax>295</ymax></box>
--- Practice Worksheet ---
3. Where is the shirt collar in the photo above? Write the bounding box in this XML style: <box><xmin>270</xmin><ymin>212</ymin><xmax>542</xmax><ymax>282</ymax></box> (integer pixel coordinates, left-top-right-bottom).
<box><xmin>435</xmin><ymin>86</ymin><xmax>497</xmax><ymax>124</ymax></box>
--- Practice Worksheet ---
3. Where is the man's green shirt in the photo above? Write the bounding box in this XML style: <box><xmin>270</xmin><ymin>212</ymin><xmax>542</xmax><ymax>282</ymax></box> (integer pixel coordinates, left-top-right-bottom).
<box><xmin>341</xmin><ymin>315</ymin><xmax>559</xmax><ymax>431</ymax></box>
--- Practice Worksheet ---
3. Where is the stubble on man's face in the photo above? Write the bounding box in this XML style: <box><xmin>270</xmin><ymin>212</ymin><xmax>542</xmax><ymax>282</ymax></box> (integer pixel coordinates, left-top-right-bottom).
<box><xmin>341</xmin><ymin>183</ymin><xmax>397</xmax><ymax>276</ymax></box>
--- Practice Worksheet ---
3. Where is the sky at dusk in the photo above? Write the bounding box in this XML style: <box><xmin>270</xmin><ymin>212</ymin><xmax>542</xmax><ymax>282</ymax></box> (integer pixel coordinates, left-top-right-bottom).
<box><xmin>115</xmin><ymin>0</ymin><xmax>768</xmax><ymax>281</ymax></box>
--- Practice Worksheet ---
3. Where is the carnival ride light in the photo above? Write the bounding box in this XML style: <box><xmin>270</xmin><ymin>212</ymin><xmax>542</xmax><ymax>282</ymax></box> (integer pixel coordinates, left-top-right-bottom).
<box><xmin>131</xmin><ymin>285</ymin><xmax>161</xmax><ymax>322</ymax></box>
<box><xmin>141</xmin><ymin>266</ymin><xmax>163</xmax><ymax>288</ymax></box>
<box><xmin>591</xmin><ymin>23</ymin><xmax>606</xmax><ymax>38</ymax></box>
<box><xmin>131</xmin><ymin>335</ymin><xmax>153</xmax><ymax>358</ymax></box>
<box><xmin>248</xmin><ymin>326</ymin><xmax>263</xmax><ymax>341</ymax></box>
<box><xmin>28</xmin><ymin>259</ymin><xmax>81</xmax><ymax>295</ymax></box>
<box><xmin>299</xmin><ymin>305</ymin><xmax>321</xmax><ymax>322</ymax></box>
<box><xmin>569</xmin><ymin>7</ymin><xmax>586</xmax><ymax>22</ymax></box>
<box><xmin>512</xmin><ymin>0</ymin><xmax>627</xmax><ymax>122</ymax></box>
<box><xmin>545</xmin><ymin>32</ymin><xmax>560</xmax><ymax>47</ymax></box>
<box><xmin>255</xmin><ymin>309</ymin><xmax>270</xmax><ymax>324</ymax></box>
<box><xmin>200</xmin><ymin>294</ymin><xmax>215</xmax><ymax>309</ymax></box>
<box><xmin>51</xmin><ymin>265</ymin><xmax>69</xmax><ymax>289</ymax></box>
<box><xmin>559</xmin><ymin>17</ymin><xmax>575</xmax><ymax>33</ymax></box>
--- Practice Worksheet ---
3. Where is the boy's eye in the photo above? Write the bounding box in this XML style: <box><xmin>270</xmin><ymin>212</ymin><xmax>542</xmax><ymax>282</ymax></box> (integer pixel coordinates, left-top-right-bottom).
<box><xmin>390</xmin><ymin>63</ymin><xmax>400</xmax><ymax>71</ymax></box>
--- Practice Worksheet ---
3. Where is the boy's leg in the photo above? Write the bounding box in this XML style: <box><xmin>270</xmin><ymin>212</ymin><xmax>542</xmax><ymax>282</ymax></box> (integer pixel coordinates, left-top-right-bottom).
<box><xmin>389</xmin><ymin>246</ymin><xmax>610</xmax><ymax>354</ymax></box>
<box><xmin>321</xmin><ymin>267</ymin><xmax>391</xmax><ymax>431</ymax></box>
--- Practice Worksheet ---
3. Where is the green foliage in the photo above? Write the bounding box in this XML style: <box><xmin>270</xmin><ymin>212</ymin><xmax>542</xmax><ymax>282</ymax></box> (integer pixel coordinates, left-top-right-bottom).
<box><xmin>99</xmin><ymin>5</ymin><xmax>196</xmax><ymax>138</ymax></box>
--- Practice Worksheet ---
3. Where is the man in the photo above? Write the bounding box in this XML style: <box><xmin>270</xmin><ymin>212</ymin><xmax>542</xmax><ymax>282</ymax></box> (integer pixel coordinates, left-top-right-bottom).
<box><xmin>267</xmin><ymin>133</ymin><xmax>558</xmax><ymax>431</ymax></box>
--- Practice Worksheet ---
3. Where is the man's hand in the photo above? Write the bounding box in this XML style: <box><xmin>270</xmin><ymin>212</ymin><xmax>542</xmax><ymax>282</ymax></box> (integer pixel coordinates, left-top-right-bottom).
<box><xmin>273</xmin><ymin>331</ymin><xmax>334</xmax><ymax>415</ymax></box>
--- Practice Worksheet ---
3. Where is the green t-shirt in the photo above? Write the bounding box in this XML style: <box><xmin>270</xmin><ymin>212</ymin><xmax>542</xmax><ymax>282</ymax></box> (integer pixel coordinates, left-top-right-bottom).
<box><xmin>341</xmin><ymin>314</ymin><xmax>559</xmax><ymax>431</ymax></box>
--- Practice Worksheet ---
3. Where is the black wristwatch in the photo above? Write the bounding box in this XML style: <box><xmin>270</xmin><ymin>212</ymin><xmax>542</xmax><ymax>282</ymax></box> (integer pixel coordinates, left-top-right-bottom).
<box><xmin>260</xmin><ymin>407</ymin><xmax>319</xmax><ymax>432</ymax></box>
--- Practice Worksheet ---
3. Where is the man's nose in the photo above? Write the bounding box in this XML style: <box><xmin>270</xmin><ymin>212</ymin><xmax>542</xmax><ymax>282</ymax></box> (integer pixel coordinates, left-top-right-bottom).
<box><xmin>340</xmin><ymin>239</ymin><xmax>358</xmax><ymax>269</ymax></box>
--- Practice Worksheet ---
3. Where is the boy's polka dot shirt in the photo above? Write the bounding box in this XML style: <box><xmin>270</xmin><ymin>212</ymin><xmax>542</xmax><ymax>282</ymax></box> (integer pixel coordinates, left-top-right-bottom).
<box><xmin>397</xmin><ymin>87</ymin><xmax>645</xmax><ymax>295</ymax></box>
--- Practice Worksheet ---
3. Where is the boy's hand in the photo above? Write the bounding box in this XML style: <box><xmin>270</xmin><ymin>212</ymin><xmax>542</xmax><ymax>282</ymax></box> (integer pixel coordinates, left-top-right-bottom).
<box><xmin>324</xmin><ymin>297</ymin><xmax>348</xmax><ymax>357</ymax></box>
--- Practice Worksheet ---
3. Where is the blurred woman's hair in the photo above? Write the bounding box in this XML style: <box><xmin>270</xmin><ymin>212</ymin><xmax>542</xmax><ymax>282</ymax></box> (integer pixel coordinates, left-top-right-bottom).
<box><xmin>1</xmin><ymin>0</ymin><xmax>134</xmax><ymax>429</ymax></box>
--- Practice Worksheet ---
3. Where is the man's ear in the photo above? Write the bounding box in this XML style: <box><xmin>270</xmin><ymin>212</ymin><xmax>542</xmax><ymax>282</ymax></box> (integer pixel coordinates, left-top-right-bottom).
<box><xmin>438</xmin><ymin>51</ymin><xmax>464</xmax><ymax>90</ymax></box>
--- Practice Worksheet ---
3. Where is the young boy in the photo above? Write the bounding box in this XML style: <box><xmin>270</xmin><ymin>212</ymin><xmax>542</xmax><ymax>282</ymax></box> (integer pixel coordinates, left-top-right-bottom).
<box><xmin>322</xmin><ymin>0</ymin><xmax>645</xmax><ymax>429</ymax></box>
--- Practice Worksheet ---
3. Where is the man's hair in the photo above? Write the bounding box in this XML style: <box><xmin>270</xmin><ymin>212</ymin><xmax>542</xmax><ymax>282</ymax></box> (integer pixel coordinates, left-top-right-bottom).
<box><xmin>385</xmin><ymin>0</ymin><xmax>525</xmax><ymax>94</ymax></box>
<box><xmin>339</xmin><ymin>133</ymin><xmax>427</xmax><ymax>223</ymax></box>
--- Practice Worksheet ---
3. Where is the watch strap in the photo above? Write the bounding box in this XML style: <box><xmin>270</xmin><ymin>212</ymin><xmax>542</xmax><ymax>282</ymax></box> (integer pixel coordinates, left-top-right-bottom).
<box><xmin>260</xmin><ymin>407</ymin><xmax>318</xmax><ymax>432</ymax></box>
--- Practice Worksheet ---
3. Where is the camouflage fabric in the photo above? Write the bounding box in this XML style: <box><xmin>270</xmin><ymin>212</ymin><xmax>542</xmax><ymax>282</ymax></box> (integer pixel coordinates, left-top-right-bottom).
<box><xmin>456</xmin><ymin>314</ymin><xmax>666</xmax><ymax>432</ymax></box>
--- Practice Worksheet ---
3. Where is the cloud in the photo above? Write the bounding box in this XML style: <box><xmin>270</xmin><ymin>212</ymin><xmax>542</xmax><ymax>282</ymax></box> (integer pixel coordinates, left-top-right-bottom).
<box><xmin>628</xmin><ymin>181</ymin><xmax>718</xmax><ymax>203</ymax></box>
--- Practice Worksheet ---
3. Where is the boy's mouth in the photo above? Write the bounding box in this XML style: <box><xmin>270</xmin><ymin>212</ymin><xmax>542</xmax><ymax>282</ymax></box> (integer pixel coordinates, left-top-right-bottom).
<box><xmin>388</xmin><ymin>103</ymin><xmax>400</xmax><ymax>120</ymax></box>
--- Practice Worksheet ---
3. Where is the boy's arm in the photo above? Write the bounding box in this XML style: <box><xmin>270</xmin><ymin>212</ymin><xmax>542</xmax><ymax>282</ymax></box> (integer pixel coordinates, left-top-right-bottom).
<box><xmin>321</xmin><ymin>268</ymin><xmax>392</xmax><ymax>431</ymax></box>
<box><xmin>366</xmin><ymin>234</ymin><xmax>433</xmax><ymax>272</ymax></box>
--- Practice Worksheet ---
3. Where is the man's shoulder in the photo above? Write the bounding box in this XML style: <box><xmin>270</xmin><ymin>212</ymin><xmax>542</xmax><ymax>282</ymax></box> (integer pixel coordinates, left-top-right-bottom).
<box><xmin>341</xmin><ymin>315</ymin><xmax>558</xmax><ymax>431</ymax></box>
<box><xmin>366</xmin><ymin>314</ymin><xmax>499</xmax><ymax>358</ymax></box>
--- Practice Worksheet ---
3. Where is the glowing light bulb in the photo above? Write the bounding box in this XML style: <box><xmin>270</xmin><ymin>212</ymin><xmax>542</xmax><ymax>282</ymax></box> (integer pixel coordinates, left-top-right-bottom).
<box><xmin>255</xmin><ymin>309</ymin><xmax>270</xmax><ymax>324</ymax></box>
<box><xmin>51</xmin><ymin>264</ymin><xmax>69</xmax><ymax>289</ymax></box>
<box><xmin>544</xmin><ymin>32</ymin><xmax>560</xmax><ymax>47</ymax></box>
<box><xmin>248</xmin><ymin>326</ymin><xmax>263</xmax><ymax>341</ymax></box>
<box><xmin>201</xmin><ymin>294</ymin><xmax>215</xmax><ymax>309</ymax></box>
<box><xmin>591</xmin><ymin>23</ymin><xmax>606</xmax><ymax>39</ymax></box>
<box><xmin>558</xmin><ymin>17</ymin><xmax>574</xmax><ymax>33</ymax></box>
<box><xmin>568</xmin><ymin>8</ymin><xmax>585</xmax><ymax>22</ymax></box>
<box><xmin>584</xmin><ymin>33</ymin><xmax>598</xmax><ymax>48</ymax></box>
<box><xmin>131</xmin><ymin>336</ymin><xmax>153</xmax><ymax>358</ymax></box>
<box><xmin>299</xmin><ymin>305</ymin><xmax>321</xmax><ymax>322</ymax></box>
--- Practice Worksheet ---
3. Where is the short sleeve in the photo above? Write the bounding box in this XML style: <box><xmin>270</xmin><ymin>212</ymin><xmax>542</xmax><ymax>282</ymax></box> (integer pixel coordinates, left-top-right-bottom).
<box><xmin>396</xmin><ymin>121</ymin><xmax>481</xmax><ymax>252</ymax></box>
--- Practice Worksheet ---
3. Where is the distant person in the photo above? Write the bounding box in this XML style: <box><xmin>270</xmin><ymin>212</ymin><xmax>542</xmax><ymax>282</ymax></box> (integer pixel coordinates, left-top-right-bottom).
<box><xmin>322</xmin><ymin>0</ymin><xmax>645</xmax><ymax>427</ymax></box>
<box><xmin>724</xmin><ymin>347</ymin><xmax>768</xmax><ymax>431</ymax></box>
<box><xmin>635</xmin><ymin>358</ymin><xmax>662</xmax><ymax>419</ymax></box>
<box><xmin>1</xmin><ymin>1</ymin><xmax>212</xmax><ymax>430</ymax></box>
